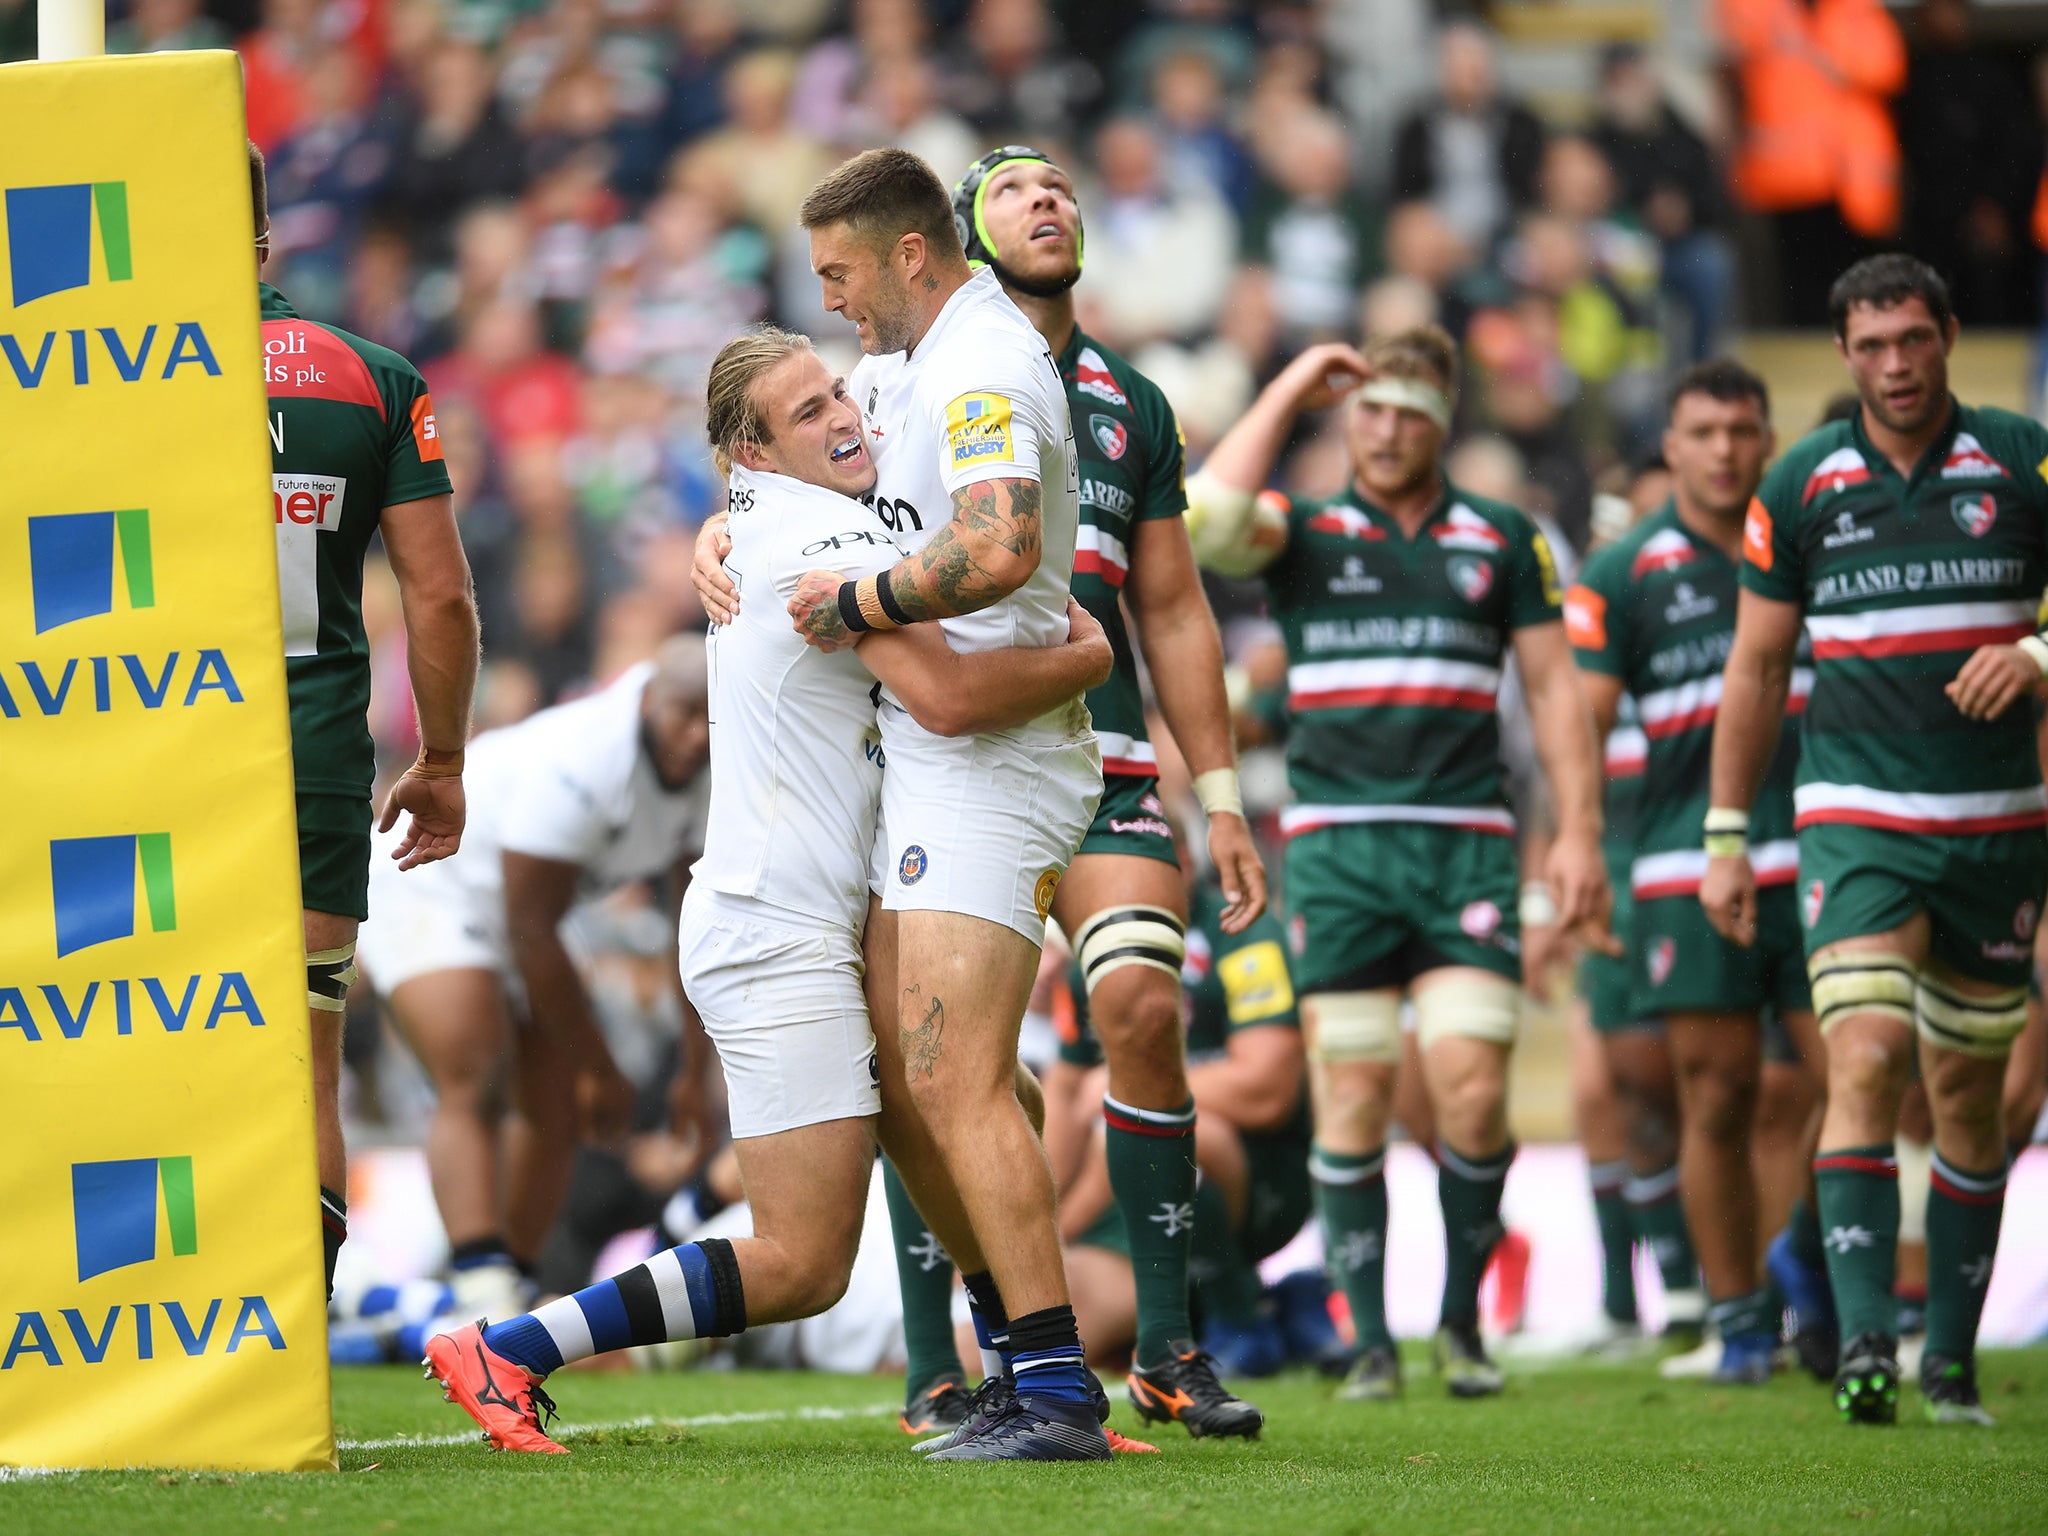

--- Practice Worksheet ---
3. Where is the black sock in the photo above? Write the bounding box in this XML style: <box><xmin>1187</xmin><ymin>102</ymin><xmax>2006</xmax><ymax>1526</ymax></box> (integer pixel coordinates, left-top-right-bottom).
<box><xmin>319</xmin><ymin>1185</ymin><xmax>347</xmax><ymax>1303</ymax></box>
<box><xmin>1005</xmin><ymin>1303</ymin><xmax>1088</xmax><ymax>1403</ymax></box>
<box><xmin>449</xmin><ymin>1235</ymin><xmax>513</xmax><ymax>1270</ymax></box>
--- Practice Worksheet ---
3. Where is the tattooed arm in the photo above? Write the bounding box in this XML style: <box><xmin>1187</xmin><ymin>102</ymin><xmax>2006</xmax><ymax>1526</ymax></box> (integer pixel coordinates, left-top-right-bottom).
<box><xmin>787</xmin><ymin>476</ymin><xmax>1044</xmax><ymax>650</ymax></box>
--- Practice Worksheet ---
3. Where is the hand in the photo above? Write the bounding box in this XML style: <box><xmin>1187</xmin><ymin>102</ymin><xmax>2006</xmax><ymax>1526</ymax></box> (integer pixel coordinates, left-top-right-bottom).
<box><xmin>693</xmin><ymin>512</ymin><xmax>737</xmax><ymax>624</ymax></box>
<box><xmin>1547</xmin><ymin>825</ymin><xmax>1621</xmax><ymax>956</ymax></box>
<box><xmin>1946</xmin><ymin>642</ymin><xmax>2039</xmax><ymax>721</ymax></box>
<box><xmin>575</xmin><ymin>1058</ymin><xmax>636</xmax><ymax>1146</ymax></box>
<box><xmin>1208</xmin><ymin>812</ymin><xmax>1268</xmax><ymax>933</ymax></box>
<box><xmin>788</xmin><ymin>567</ymin><xmax>857</xmax><ymax>651</ymax></box>
<box><xmin>1277</xmin><ymin>341</ymin><xmax>1372</xmax><ymax>413</ymax></box>
<box><xmin>1699</xmin><ymin>852</ymin><xmax>1758</xmax><ymax>948</ymax></box>
<box><xmin>667</xmin><ymin>1062</ymin><xmax>708</xmax><ymax>1148</ymax></box>
<box><xmin>1063</xmin><ymin>597</ymin><xmax>1112</xmax><ymax>688</ymax></box>
<box><xmin>624</xmin><ymin>1130</ymin><xmax>703</xmax><ymax>1195</ymax></box>
<box><xmin>378</xmin><ymin>769</ymin><xmax>465</xmax><ymax>869</ymax></box>
<box><xmin>1521</xmin><ymin>921</ymin><xmax>1571</xmax><ymax>997</ymax></box>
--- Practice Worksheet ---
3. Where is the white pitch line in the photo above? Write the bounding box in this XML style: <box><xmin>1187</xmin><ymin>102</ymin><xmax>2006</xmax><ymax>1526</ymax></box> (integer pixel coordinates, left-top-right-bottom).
<box><xmin>340</xmin><ymin>1400</ymin><xmax>898</xmax><ymax>1451</ymax></box>
<box><xmin>0</xmin><ymin>1402</ymin><xmax>897</xmax><ymax>1478</ymax></box>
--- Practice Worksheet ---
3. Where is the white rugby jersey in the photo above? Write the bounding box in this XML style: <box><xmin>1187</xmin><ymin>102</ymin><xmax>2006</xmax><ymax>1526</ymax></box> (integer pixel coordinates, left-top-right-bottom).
<box><xmin>454</xmin><ymin>661</ymin><xmax>710</xmax><ymax>899</ymax></box>
<box><xmin>850</xmin><ymin>267</ymin><xmax>1080</xmax><ymax>670</ymax></box>
<box><xmin>694</xmin><ymin>465</ymin><xmax>902</xmax><ymax>929</ymax></box>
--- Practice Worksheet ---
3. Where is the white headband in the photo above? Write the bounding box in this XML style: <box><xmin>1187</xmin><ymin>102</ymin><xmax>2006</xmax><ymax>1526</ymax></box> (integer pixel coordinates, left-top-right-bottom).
<box><xmin>1357</xmin><ymin>376</ymin><xmax>1452</xmax><ymax>433</ymax></box>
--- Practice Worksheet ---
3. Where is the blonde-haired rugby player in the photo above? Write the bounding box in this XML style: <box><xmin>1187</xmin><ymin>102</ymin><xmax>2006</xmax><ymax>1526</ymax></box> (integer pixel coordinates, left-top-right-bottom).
<box><xmin>423</xmin><ymin>326</ymin><xmax>1112</xmax><ymax>1453</ymax></box>
<box><xmin>1184</xmin><ymin>329</ymin><xmax>1615</xmax><ymax>1401</ymax></box>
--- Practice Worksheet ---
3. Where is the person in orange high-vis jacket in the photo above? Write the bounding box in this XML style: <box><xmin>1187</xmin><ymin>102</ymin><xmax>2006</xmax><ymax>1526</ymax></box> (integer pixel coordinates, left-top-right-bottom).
<box><xmin>1717</xmin><ymin>0</ymin><xmax>1906</xmax><ymax>321</ymax></box>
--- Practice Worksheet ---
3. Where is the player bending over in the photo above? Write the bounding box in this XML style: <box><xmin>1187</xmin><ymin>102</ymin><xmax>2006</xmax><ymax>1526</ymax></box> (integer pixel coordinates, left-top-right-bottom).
<box><xmin>1186</xmin><ymin>328</ymin><xmax>1614</xmax><ymax>1400</ymax></box>
<box><xmin>424</xmin><ymin>327</ymin><xmax>1111</xmax><ymax>1454</ymax></box>
<box><xmin>355</xmin><ymin>640</ymin><xmax>712</xmax><ymax>1320</ymax></box>
<box><xmin>1705</xmin><ymin>255</ymin><xmax>2045</xmax><ymax>1426</ymax></box>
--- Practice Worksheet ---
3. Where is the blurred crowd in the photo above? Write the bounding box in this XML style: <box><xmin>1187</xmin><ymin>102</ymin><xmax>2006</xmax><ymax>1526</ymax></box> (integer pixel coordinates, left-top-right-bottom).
<box><xmin>8</xmin><ymin>0</ymin><xmax>2047</xmax><ymax>748</ymax></box>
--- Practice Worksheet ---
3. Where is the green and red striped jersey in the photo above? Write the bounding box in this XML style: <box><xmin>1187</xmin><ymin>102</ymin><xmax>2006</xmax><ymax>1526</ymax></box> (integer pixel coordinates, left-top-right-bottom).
<box><xmin>1570</xmin><ymin>502</ymin><xmax>1807</xmax><ymax>901</ymax></box>
<box><xmin>263</xmin><ymin>282</ymin><xmax>452</xmax><ymax>800</ymax></box>
<box><xmin>1057</xmin><ymin>328</ymin><xmax>1187</xmax><ymax>777</ymax></box>
<box><xmin>1740</xmin><ymin>402</ymin><xmax>2048</xmax><ymax>835</ymax></box>
<box><xmin>1259</xmin><ymin>481</ymin><xmax>1563</xmax><ymax>834</ymax></box>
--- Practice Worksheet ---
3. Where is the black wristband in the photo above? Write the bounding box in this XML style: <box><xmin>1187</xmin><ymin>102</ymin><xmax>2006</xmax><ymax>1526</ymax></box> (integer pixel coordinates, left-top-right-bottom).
<box><xmin>874</xmin><ymin>568</ymin><xmax>914</xmax><ymax>628</ymax></box>
<box><xmin>836</xmin><ymin>580</ymin><xmax>871</xmax><ymax>634</ymax></box>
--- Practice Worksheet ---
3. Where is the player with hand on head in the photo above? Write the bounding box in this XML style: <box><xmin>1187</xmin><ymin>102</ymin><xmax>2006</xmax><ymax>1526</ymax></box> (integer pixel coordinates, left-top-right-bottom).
<box><xmin>254</xmin><ymin>142</ymin><xmax>480</xmax><ymax>1301</ymax></box>
<box><xmin>1706</xmin><ymin>255</ymin><xmax>2047</xmax><ymax>1426</ymax></box>
<box><xmin>1567</xmin><ymin>360</ymin><xmax>1821</xmax><ymax>1385</ymax></box>
<box><xmin>354</xmin><ymin>637</ymin><xmax>714</xmax><ymax>1321</ymax></box>
<box><xmin>425</xmin><ymin>326</ymin><xmax>1114</xmax><ymax>1454</ymax></box>
<box><xmin>1187</xmin><ymin>329</ymin><xmax>1614</xmax><ymax>1401</ymax></box>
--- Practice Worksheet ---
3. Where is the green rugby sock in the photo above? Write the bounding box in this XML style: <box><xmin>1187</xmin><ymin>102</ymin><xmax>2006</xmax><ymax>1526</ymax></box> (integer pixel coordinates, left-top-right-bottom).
<box><xmin>1104</xmin><ymin>1095</ymin><xmax>1199</xmax><ymax>1366</ymax></box>
<box><xmin>1813</xmin><ymin>1144</ymin><xmax>1900</xmax><ymax>1343</ymax></box>
<box><xmin>1588</xmin><ymin>1160</ymin><xmax>1639</xmax><ymax>1324</ymax></box>
<box><xmin>1786</xmin><ymin>1193</ymin><xmax>1827</xmax><ymax>1271</ymax></box>
<box><xmin>1439</xmin><ymin>1141</ymin><xmax>1514</xmax><ymax>1330</ymax></box>
<box><xmin>1312</xmin><ymin>1145</ymin><xmax>1390</xmax><ymax>1350</ymax></box>
<box><xmin>1925</xmin><ymin>1152</ymin><xmax>2007</xmax><ymax>1362</ymax></box>
<box><xmin>1189</xmin><ymin>1179</ymin><xmax>1267</xmax><ymax>1326</ymax></box>
<box><xmin>1708</xmin><ymin>1286</ymin><xmax>1777</xmax><ymax>1341</ymax></box>
<box><xmin>881</xmin><ymin>1158</ymin><xmax>964</xmax><ymax>1399</ymax></box>
<box><xmin>1625</xmin><ymin>1160</ymin><xmax>1699</xmax><ymax>1295</ymax></box>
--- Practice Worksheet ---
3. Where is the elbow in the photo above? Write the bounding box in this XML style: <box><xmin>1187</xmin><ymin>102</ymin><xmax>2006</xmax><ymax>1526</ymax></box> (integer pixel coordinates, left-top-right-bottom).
<box><xmin>898</xmin><ymin>686</ymin><xmax>974</xmax><ymax>739</ymax></box>
<box><xmin>988</xmin><ymin>543</ymin><xmax>1039</xmax><ymax>596</ymax></box>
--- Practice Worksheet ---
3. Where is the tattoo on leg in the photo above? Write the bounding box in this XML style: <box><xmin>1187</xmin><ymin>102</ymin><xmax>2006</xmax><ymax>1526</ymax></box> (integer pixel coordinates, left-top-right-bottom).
<box><xmin>902</xmin><ymin>987</ymin><xmax>945</xmax><ymax>1078</ymax></box>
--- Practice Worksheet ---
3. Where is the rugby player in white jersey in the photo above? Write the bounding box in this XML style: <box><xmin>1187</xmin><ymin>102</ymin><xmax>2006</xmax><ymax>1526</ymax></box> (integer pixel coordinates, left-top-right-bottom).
<box><xmin>425</xmin><ymin>327</ymin><xmax>1115</xmax><ymax>1457</ymax></box>
<box><xmin>788</xmin><ymin>149</ymin><xmax>1109</xmax><ymax>1459</ymax></box>
<box><xmin>355</xmin><ymin>639</ymin><xmax>712</xmax><ymax>1322</ymax></box>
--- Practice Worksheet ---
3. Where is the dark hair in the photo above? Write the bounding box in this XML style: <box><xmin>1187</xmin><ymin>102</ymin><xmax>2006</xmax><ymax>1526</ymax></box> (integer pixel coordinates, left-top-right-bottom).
<box><xmin>1827</xmin><ymin>254</ymin><xmax>1953</xmax><ymax>339</ymax></box>
<box><xmin>799</xmin><ymin>147</ymin><xmax>963</xmax><ymax>262</ymax></box>
<box><xmin>249</xmin><ymin>140</ymin><xmax>267</xmax><ymax>240</ymax></box>
<box><xmin>1818</xmin><ymin>391</ymin><xmax>1861</xmax><ymax>425</ymax></box>
<box><xmin>1666</xmin><ymin>357</ymin><xmax>1769</xmax><ymax>423</ymax></box>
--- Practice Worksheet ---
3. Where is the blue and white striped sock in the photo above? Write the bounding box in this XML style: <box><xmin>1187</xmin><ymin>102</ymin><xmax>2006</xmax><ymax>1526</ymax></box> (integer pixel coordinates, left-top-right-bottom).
<box><xmin>481</xmin><ymin>1237</ymin><xmax>745</xmax><ymax>1376</ymax></box>
<box><xmin>1006</xmin><ymin>1303</ymin><xmax>1089</xmax><ymax>1404</ymax></box>
<box><xmin>960</xmin><ymin>1269</ymin><xmax>1012</xmax><ymax>1381</ymax></box>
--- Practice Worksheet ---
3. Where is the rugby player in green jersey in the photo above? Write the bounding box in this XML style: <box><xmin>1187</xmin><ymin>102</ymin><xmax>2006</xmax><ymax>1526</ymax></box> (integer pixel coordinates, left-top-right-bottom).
<box><xmin>1569</xmin><ymin>361</ymin><xmax>1819</xmax><ymax>1383</ymax></box>
<box><xmin>1186</xmin><ymin>328</ymin><xmax>1615</xmax><ymax>1399</ymax></box>
<box><xmin>254</xmin><ymin>146</ymin><xmax>481</xmax><ymax>1298</ymax></box>
<box><xmin>1707</xmin><ymin>256</ymin><xmax>2047</xmax><ymax>1426</ymax></box>
<box><xmin>880</xmin><ymin>145</ymin><xmax>1268</xmax><ymax>1441</ymax></box>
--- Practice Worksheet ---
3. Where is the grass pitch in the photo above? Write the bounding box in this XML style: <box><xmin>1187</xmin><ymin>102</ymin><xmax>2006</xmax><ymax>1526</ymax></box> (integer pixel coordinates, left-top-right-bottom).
<box><xmin>4</xmin><ymin>1349</ymin><xmax>2046</xmax><ymax>1535</ymax></box>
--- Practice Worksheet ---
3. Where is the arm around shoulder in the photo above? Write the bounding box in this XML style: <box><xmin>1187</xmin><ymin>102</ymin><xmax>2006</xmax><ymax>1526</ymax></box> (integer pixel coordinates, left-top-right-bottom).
<box><xmin>861</xmin><ymin>598</ymin><xmax>1112</xmax><ymax>736</ymax></box>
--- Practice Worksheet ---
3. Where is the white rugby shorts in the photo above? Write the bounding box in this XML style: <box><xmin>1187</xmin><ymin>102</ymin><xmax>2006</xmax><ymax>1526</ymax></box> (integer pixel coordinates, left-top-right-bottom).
<box><xmin>876</xmin><ymin>718</ymin><xmax>1104</xmax><ymax>947</ymax></box>
<box><xmin>355</xmin><ymin>828</ymin><xmax>510</xmax><ymax>994</ymax></box>
<box><xmin>678</xmin><ymin>885</ymin><xmax>880</xmax><ymax>1139</ymax></box>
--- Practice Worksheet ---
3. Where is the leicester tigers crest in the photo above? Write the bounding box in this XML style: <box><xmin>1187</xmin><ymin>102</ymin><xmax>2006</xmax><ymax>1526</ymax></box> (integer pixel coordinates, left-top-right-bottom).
<box><xmin>1090</xmin><ymin>413</ymin><xmax>1128</xmax><ymax>460</ymax></box>
<box><xmin>1447</xmin><ymin>554</ymin><xmax>1494</xmax><ymax>603</ymax></box>
<box><xmin>1952</xmin><ymin>493</ymin><xmax>1997</xmax><ymax>538</ymax></box>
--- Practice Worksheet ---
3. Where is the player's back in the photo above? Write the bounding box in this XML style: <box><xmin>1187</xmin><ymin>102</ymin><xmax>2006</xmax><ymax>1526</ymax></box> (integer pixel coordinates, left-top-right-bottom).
<box><xmin>853</xmin><ymin>267</ymin><xmax>1078</xmax><ymax>663</ymax></box>
<box><xmin>457</xmin><ymin>663</ymin><xmax>706</xmax><ymax>896</ymax></box>
<box><xmin>263</xmin><ymin>281</ymin><xmax>450</xmax><ymax>802</ymax></box>
<box><xmin>696</xmin><ymin>466</ymin><xmax>900</xmax><ymax>929</ymax></box>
